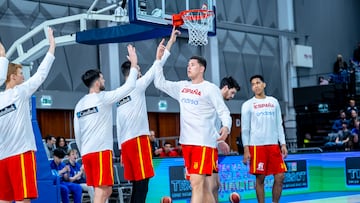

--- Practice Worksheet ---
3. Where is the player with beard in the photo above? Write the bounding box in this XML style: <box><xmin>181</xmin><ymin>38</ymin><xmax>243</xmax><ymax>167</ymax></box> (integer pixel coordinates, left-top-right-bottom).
<box><xmin>207</xmin><ymin>76</ymin><xmax>240</xmax><ymax>203</ymax></box>
<box><xmin>73</xmin><ymin>45</ymin><xmax>140</xmax><ymax>203</ymax></box>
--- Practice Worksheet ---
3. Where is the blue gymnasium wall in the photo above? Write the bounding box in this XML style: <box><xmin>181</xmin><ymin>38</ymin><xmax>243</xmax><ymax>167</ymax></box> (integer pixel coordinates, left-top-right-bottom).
<box><xmin>148</xmin><ymin>152</ymin><xmax>360</xmax><ymax>202</ymax></box>
<box><xmin>31</xmin><ymin>96</ymin><xmax>61</xmax><ymax>203</ymax></box>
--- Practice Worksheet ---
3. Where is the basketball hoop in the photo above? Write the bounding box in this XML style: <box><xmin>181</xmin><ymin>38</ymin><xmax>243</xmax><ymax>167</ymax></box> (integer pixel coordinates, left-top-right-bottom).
<box><xmin>172</xmin><ymin>9</ymin><xmax>214</xmax><ymax>46</ymax></box>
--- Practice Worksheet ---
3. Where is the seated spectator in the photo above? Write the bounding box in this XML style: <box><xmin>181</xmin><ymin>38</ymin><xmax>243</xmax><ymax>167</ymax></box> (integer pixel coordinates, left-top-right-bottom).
<box><xmin>50</xmin><ymin>149</ymin><xmax>82</xmax><ymax>203</ymax></box>
<box><xmin>350</xmin><ymin>120</ymin><xmax>360</xmax><ymax>151</ymax></box>
<box><xmin>149</xmin><ymin>130</ymin><xmax>161</xmax><ymax>157</ymax></box>
<box><xmin>159</xmin><ymin>142</ymin><xmax>179</xmax><ymax>157</ymax></box>
<box><xmin>325</xmin><ymin>122</ymin><xmax>351</xmax><ymax>151</ymax></box>
<box><xmin>346</xmin><ymin>99</ymin><xmax>359</xmax><ymax>116</ymax></box>
<box><xmin>318</xmin><ymin>76</ymin><xmax>329</xmax><ymax>85</ymax></box>
<box><xmin>56</xmin><ymin>136</ymin><xmax>70</xmax><ymax>156</ymax></box>
<box><xmin>332</xmin><ymin>110</ymin><xmax>349</xmax><ymax>132</ymax></box>
<box><xmin>67</xmin><ymin>149</ymin><xmax>95</xmax><ymax>203</ymax></box>
<box><xmin>348</xmin><ymin>109</ymin><xmax>359</xmax><ymax>130</ymax></box>
<box><xmin>44</xmin><ymin>134</ymin><xmax>56</xmax><ymax>159</ymax></box>
<box><xmin>333</xmin><ymin>54</ymin><xmax>348</xmax><ymax>74</ymax></box>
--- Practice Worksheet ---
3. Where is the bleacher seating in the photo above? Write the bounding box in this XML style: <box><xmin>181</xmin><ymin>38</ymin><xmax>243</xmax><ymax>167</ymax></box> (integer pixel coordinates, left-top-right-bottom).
<box><xmin>110</xmin><ymin>163</ymin><xmax>132</xmax><ymax>203</ymax></box>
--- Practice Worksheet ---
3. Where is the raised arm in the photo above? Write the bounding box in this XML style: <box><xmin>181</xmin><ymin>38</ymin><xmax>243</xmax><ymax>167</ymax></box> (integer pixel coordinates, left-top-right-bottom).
<box><xmin>0</xmin><ymin>41</ymin><xmax>9</xmax><ymax>86</ymax></box>
<box><xmin>47</xmin><ymin>27</ymin><xmax>55</xmax><ymax>55</ymax></box>
<box><xmin>154</xmin><ymin>28</ymin><xmax>182</xmax><ymax>100</ymax></box>
<box><xmin>21</xmin><ymin>27</ymin><xmax>56</xmax><ymax>96</ymax></box>
<box><xmin>165</xmin><ymin>26</ymin><xmax>181</xmax><ymax>52</ymax></box>
<box><xmin>136</xmin><ymin>39</ymin><xmax>168</xmax><ymax>89</ymax></box>
<box><xmin>103</xmin><ymin>44</ymin><xmax>139</xmax><ymax>104</ymax></box>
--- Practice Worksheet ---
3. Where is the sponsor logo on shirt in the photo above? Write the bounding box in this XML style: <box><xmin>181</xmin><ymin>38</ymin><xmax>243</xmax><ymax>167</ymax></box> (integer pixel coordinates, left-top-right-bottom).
<box><xmin>253</xmin><ymin>102</ymin><xmax>275</xmax><ymax>109</ymax></box>
<box><xmin>256</xmin><ymin>111</ymin><xmax>275</xmax><ymax>116</ymax></box>
<box><xmin>0</xmin><ymin>104</ymin><xmax>17</xmax><ymax>117</ymax></box>
<box><xmin>181</xmin><ymin>87</ymin><xmax>201</xmax><ymax>96</ymax></box>
<box><xmin>253</xmin><ymin>102</ymin><xmax>275</xmax><ymax>117</ymax></box>
<box><xmin>181</xmin><ymin>98</ymin><xmax>199</xmax><ymax>105</ymax></box>
<box><xmin>76</xmin><ymin>106</ymin><xmax>98</xmax><ymax>118</ymax></box>
<box><xmin>116</xmin><ymin>95</ymin><xmax>131</xmax><ymax>107</ymax></box>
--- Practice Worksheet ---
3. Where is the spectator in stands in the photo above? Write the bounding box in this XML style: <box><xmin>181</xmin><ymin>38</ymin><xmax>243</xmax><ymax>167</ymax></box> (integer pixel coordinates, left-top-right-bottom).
<box><xmin>332</xmin><ymin>109</ymin><xmax>349</xmax><ymax>132</ymax></box>
<box><xmin>45</xmin><ymin>134</ymin><xmax>56</xmax><ymax>159</ymax></box>
<box><xmin>318</xmin><ymin>76</ymin><xmax>329</xmax><ymax>85</ymax></box>
<box><xmin>333</xmin><ymin>54</ymin><xmax>348</xmax><ymax>74</ymax></box>
<box><xmin>330</xmin><ymin>54</ymin><xmax>348</xmax><ymax>84</ymax></box>
<box><xmin>348</xmin><ymin>109</ymin><xmax>359</xmax><ymax>130</ymax></box>
<box><xmin>353</xmin><ymin>42</ymin><xmax>360</xmax><ymax>63</ymax></box>
<box><xmin>350</xmin><ymin>120</ymin><xmax>360</xmax><ymax>151</ymax></box>
<box><xmin>149</xmin><ymin>130</ymin><xmax>161</xmax><ymax>157</ymax></box>
<box><xmin>159</xmin><ymin>142</ymin><xmax>179</xmax><ymax>157</ymax></box>
<box><xmin>50</xmin><ymin>149</ymin><xmax>82</xmax><ymax>203</ymax></box>
<box><xmin>325</xmin><ymin>122</ymin><xmax>351</xmax><ymax>151</ymax></box>
<box><xmin>346</xmin><ymin>99</ymin><xmax>358</xmax><ymax>115</ymax></box>
<box><xmin>67</xmin><ymin>149</ymin><xmax>95</xmax><ymax>203</ymax></box>
<box><xmin>56</xmin><ymin>136</ymin><xmax>70</xmax><ymax>156</ymax></box>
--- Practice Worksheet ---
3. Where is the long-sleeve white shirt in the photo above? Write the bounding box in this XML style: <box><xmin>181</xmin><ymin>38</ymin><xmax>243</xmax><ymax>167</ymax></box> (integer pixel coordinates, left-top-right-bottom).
<box><xmin>116</xmin><ymin>55</ymin><xmax>169</xmax><ymax>146</ymax></box>
<box><xmin>154</xmin><ymin>51</ymin><xmax>232</xmax><ymax>148</ymax></box>
<box><xmin>241</xmin><ymin>96</ymin><xmax>286</xmax><ymax>146</ymax></box>
<box><xmin>0</xmin><ymin>53</ymin><xmax>55</xmax><ymax>160</ymax></box>
<box><xmin>0</xmin><ymin>57</ymin><xmax>9</xmax><ymax>86</ymax></box>
<box><xmin>74</xmin><ymin>68</ymin><xmax>137</xmax><ymax>156</ymax></box>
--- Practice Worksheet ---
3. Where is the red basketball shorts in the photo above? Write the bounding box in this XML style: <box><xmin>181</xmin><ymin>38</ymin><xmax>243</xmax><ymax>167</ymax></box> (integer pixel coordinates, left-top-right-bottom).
<box><xmin>182</xmin><ymin>145</ymin><xmax>216</xmax><ymax>180</ymax></box>
<box><xmin>82</xmin><ymin>150</ymin><xmax>114</xmax><ymax>187</ymax></box>
<box><xmin>121</xmin><ymin>135</ymin><xmax>154</xmax><ymax>181</ymax></box>
<box><xmin>249</xmin><ymin>145</ymin><xmax>287</xmax><ymax>175</ymax></box>
<box><xmin>0</xmin><ymin>151</ymin><xmax>38</xmax><ymax>201</ymax></box>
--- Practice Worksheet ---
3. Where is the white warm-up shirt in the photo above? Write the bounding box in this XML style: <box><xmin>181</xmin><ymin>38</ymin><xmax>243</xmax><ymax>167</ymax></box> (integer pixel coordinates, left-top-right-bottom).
<box><xmin>74</xmin><ymin>68</ymin><xmax>137</xmax><ymax>156</ymax></box>
<box><xmin>241</xmin><ymin>96</ymin><xmax>286</xmax><ymax>146</ymax></box>
<box><xmin>0</xmin><ymin>57</ymin><xmax>9</xmax><ymax>86</ymax></box>
<box><xmin>116</xmin><ymin>56</ymin><xmax>169</xmax><ymax>146</ymax></box>
<box><xmin>154</xmin><ymin>52</ymin><xmax>232</xmax><ymax>148</ymax></box>
<box><xmin>0</xmin><ymin>53</ymin><xmax>55</xmax><ymax>160</ymax></box>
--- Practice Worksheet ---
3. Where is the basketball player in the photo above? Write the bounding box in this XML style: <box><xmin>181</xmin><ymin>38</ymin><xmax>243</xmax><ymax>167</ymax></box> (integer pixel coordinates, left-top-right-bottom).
<box><xmin>241</xmin><ymin>75</ymin><xmax>288</xmax><ymax>203</ymax></box>
<box><xmin>155</xmin><ymin>27</ymin><xmax>232</xmax><ymax>203</ymax></box>
<box><xmin>0</xmin><ymin>27</ymin><xmax>56</xmax><ymax>203</ymax></box>
<box><xmin>116</xmin><ymin>40</ymin><xmax>171</xmax><ymax>203</ymax></box>
<box><xmin>207</xmin><ymin>76</ymin><xmax>240</xmax><ymax>203</ymax></box>
<box><xmin>0</xmin><ymin>41</ymin><xmax>8</xmax><ymax>86</ymax></box>
<box><xmin>73</xmin><ymin>44</ymin><xmax>140</xmax><ymax>203</ymax></box>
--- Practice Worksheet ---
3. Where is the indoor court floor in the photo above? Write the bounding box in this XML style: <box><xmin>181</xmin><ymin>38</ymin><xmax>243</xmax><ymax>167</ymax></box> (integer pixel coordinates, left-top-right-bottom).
<box><xmin>233</xmin><ymin>192</ymin><xmax>360</xmax><ymax>203</ymax></box>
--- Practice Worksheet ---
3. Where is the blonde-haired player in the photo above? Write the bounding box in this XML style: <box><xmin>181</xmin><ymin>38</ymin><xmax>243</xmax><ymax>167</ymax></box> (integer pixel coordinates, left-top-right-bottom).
<box><xmin>0</xmin><ymin>27</ymin><xmax>56</xmax><ymax>203</ymax></box>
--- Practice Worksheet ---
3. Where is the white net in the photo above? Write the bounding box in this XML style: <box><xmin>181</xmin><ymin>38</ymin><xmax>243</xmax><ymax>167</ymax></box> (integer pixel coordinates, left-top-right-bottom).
<box><xmin>181</xmin><ymin>10</ymin><xmax>214</xmax><ymax>46</ymax></box>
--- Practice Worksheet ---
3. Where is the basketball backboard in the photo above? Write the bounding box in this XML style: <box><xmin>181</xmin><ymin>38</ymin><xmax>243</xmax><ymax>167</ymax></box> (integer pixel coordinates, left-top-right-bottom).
<box><xmin>128</xmin><ymin>0</ymin><xmax>216</xmax><ymax>35</ymax></box>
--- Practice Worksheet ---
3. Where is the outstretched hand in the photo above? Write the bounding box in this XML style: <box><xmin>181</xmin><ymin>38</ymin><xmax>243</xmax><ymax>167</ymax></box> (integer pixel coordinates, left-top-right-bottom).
<box><xmin>0</xmin><ymin>41</ymin><xmax>5</xmax><ymax>57</ymax></box>
<box><xmin>165</xmin><ymin>26</ymin><xmax>181</xmax><ymax>51</ymax></box>
<box><xmin>47</xmin><ymin>27</ymin><xmax>56</xmax><ymax>55</ymax></box>
<box><xmin>126</xmin><ymin>44</ymin><xmax>140</xmax><ymax>72</ymax></box>
<box><xmin>156</xmin><ymin>39</ymin><xmax>166</xmax><ymax>60</ymax></box>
